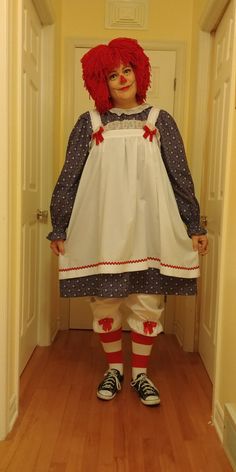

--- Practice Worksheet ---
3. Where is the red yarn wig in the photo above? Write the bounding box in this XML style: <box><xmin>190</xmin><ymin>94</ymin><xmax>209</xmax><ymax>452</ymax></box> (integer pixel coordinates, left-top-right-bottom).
<box><xmin>81</xmin><ymin>38</ymin><xmax>151</xmax><ymax>113</ymax></box>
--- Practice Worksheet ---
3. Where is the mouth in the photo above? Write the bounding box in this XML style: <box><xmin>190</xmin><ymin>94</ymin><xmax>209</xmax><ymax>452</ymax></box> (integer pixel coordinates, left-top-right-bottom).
<box><xmin>119</xmin><ymin>85</ymin><xmax>130</xmax><ymax>91</ymax></box>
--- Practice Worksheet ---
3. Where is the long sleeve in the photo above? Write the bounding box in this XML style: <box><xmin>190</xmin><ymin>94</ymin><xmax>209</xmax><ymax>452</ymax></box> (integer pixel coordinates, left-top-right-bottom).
<box><xmin>157</xmin><ymin>110</ymin><xmax>206</xmax><ymax>237</ymax></box>
<box><xmin>47</xmin><ymin>112</ymin><xmax>92</xmax><ymax>241</ymax></box>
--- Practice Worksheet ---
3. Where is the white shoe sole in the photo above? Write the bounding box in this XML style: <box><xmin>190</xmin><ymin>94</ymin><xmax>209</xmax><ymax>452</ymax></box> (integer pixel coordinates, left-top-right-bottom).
<box><xmin>97</xmin><ymin>391</ymin><xmax>117</xmax><ymax>400</ymax></box>
<box><xmin>141</xmin><ymin>397</ymin><xmax>161</xmax><ymax>406</ymax></box>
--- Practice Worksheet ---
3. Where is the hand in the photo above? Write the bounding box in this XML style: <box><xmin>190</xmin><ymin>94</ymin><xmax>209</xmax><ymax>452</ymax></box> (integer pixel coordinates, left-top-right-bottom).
<box><xmin>50</xmin><ymin>239</ymin><xmax>65</xmax><ymax>256</ymax></box>
<box><xmin>191</xmin><ymin>234</ymin><xmax>208</xmax><ymax>255</ymax></box>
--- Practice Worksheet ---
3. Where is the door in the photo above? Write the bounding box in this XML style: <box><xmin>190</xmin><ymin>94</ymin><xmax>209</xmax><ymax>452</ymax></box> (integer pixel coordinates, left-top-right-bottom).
<box><xmin>69</xmin><ymin>47</ymin><xmax>176</xmax><ymax>329</ymax></box>
<box><xmin>198</xmin><ymin>1</ymin><xmax>235</xmax><ymax>381</ymax></box>
<box><xmin>20</xmin><ymin>0</ymin><xmax>42</xmax><ymax>372</ymax></box>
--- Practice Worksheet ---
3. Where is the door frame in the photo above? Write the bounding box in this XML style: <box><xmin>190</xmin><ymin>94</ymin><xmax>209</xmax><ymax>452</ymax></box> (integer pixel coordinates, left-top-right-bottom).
<box><xmin>191</xmin><ymin>0</ymin><xmax>234</xmax><ymax>440</ymax></box>
<box><xmin>0</xmin><ymin>0</ymin><xmax>55</xmax><ymax>440</ymax></box>
<box><xmin>0</xmin><ymin>0</ymin><xmax>10</xmax><ymax>441</ymax></box>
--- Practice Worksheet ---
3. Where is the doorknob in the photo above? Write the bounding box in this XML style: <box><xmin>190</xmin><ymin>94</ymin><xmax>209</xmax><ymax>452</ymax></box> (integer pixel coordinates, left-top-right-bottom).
<box><xmin>200</xmin><ymin>215</ymin><xmax>207</xmax><ymax>228</ymax></box>
<box><xmin>36</xmin><ymin>209</ymin><xmax>48</xmax><ymax>223</ymax></box>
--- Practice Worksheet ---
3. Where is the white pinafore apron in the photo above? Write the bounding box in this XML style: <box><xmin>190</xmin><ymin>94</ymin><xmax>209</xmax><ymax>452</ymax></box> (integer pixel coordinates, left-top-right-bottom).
<box><xmin>59</xmin><ymin>107</ymin><xmax>200</xmax><ymax>280</ymax></box>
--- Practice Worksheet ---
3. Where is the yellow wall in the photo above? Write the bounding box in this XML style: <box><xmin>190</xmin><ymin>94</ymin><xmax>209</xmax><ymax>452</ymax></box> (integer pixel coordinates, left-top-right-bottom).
<box><xmin>61</xmin><ymin>0</ymin><xmax>194</xmax><ymax>41</ymax></box>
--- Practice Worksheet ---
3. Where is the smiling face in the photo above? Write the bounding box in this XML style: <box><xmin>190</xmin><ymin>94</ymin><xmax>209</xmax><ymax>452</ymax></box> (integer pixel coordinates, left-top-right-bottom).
<box><xmin>107</xmin><ymin>63</ymin><xmax>138</xmax><ymax>109</ymax></box>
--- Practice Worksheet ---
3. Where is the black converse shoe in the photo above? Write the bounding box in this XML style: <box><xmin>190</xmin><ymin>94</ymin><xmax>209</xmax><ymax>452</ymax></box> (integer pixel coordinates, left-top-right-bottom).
<box><xmin>97</xmin><ymin>369</ymin><xmax>123</xmax><ymax>401</ymax></box>
<box><xmin>131</xmin><ymin>373</ymin><xmax>160</xmax><ymax>406</ymax></box>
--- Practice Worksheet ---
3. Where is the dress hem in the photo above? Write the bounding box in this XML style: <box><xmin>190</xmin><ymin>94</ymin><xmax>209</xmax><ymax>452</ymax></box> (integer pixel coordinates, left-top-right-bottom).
<box><xmin>59</xmin><ymin>259</ymin><xmax>200</xmax><ymax>280</ymax></box>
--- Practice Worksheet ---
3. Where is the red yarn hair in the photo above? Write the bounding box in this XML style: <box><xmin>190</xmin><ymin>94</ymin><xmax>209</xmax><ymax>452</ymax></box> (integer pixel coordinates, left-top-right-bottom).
<box><xmin>81</xmin><ymin>38</ymin><xmax>151</xmax><ymax>113</ymax></box>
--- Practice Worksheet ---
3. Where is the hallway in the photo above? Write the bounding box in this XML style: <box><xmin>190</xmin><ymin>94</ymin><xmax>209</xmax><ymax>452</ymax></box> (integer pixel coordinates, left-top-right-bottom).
<box><xmin>0</xmin><ymin>331</ymin><xmax>233</xmax><ymax>471</ymax></box>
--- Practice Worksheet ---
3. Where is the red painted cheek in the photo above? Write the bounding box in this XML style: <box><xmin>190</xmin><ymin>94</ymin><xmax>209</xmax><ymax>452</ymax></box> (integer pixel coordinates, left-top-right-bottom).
<box><xmin>119</xmin><ymin>75</ymin><xmax>127</xmax><ymax>84</ymax></box>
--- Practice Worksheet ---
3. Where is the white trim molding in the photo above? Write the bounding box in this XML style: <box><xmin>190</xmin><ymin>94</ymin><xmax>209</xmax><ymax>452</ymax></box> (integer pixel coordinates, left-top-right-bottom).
<box><xmin>0</xmin><ymin>0</ymin><xmax>10</xmax><ymax>441</ymax></box>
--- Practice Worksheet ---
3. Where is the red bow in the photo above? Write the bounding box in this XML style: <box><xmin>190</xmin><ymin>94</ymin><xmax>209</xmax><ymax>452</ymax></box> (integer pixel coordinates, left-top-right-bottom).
<box><xmin>143</xmin><ymin>125</ymin><xmax>157</xmax><ymax>142</ymax></box>
<box><xmin>99</xmin><ymin>317</ymin><xmax>114</xmax><ymax>332</ymax></box>
<box><xmin>92</xmin><ymin>126</ymin><xmax>104</xmax><ymax>145</ymax></box>
<box><xmin>143</xmin><ymin>321</ymin><xmax>157</xmax><ymax>335</ymax></box>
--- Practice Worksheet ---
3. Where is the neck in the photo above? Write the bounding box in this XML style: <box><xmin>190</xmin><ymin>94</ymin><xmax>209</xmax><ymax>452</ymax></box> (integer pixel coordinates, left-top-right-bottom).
<box><xmin>112</xmin><ymin>99</ymin><xmax>140</xmax><ymax>109</ymax></box>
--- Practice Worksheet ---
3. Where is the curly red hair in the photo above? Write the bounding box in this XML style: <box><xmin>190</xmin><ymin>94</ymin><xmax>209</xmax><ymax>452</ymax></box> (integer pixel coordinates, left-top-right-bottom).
<box><xmin>81</xmin><ymin>38</ymin><xmax>151</xmax><ymax>113</ymax></box>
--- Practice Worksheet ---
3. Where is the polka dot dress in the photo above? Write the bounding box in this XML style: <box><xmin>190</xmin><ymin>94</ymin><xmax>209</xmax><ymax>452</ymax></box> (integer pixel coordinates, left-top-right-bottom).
<box><xmin>48</xmin><ymin>105</ymin><xmax>206</xmax><ymax>298</ymax></box>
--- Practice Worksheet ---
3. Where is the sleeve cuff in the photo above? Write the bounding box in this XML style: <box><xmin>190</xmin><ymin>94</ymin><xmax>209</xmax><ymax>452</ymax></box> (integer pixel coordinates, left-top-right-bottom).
<box><xmin>187</xmin><ymin>225</ymin><xmax>207</xmax><ymax>237</ymax></box>
<box><xmin>47</xmin><ymin>231</ymin><xmax>67</xmax><ymax>241</ymax></box>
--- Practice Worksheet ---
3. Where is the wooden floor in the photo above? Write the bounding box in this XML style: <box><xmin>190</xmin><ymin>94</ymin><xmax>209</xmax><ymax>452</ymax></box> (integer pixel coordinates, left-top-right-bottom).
<box><xmin>0</xmin><ymin>331</ymin><xmax>233</xmax><ymax>472</ymax></box>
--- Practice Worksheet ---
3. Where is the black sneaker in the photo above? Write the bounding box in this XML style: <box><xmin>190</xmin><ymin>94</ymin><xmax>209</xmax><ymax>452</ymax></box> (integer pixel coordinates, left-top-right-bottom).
<box><xmin>131</xmin><ymin>373</ymin><xmax>160</xmax><ymax>406</ymax></box>
<box><xmin>97</xmin><ymin>369</ymin><xmax>123</xmax><ymax>401</ymax></box>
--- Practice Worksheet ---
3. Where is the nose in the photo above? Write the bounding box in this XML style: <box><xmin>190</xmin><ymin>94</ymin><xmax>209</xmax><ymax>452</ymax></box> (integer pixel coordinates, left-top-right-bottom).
<box><xmin>119</xmin><ymin>74</ymin><xmax>127</xmax><ymax>84</ymax></box>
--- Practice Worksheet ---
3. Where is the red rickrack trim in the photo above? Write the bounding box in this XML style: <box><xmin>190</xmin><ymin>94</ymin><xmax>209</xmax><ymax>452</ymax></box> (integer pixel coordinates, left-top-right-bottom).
<box><xmin>59</xmin><ymin>257</ymin><xmax>200</xmax><ymax>272</ymax></box>
<box><xmin>143</xmin><ymin>125</ymin><xmax>157</xmax><ymax>142</ymax></box>
<box><xmin>92</xmin><ymin>126</ymin><xmax>104</xmax><ymax>145</ymax></box>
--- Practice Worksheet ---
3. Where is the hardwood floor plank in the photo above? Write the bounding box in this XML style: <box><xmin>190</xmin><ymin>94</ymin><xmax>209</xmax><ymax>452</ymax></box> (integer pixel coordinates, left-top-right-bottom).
<box><xmin>0</xmin><ymin>331</ymin><xmax>233</xmax><ymax>472</ymax></box>
<box><xmin>0</xmin><ymin>388</ymin><xmax>48</xmax><ymax>471</ymax></box>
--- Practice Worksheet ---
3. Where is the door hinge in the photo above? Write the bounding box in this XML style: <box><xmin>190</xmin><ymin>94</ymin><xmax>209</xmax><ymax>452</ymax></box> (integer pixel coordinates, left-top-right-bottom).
<box><xmin>174</xmin><ymin>78</ymin><xmax>177</xmax><ymax>91</ymax></box>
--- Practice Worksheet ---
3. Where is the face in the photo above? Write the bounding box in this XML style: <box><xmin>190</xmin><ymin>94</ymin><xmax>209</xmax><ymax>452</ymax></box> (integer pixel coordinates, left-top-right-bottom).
<box><xmin>107</xmin><ymin>63</ymin><xmax>138</xmax><ymax>109</ymax></box>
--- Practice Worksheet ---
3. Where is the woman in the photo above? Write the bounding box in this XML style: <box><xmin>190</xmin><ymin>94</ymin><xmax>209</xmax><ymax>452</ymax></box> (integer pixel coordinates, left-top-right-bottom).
<box><xmin>48</xmin><ymin>38</ymin><xmax>208</xmax><ymax>406</ymax></box>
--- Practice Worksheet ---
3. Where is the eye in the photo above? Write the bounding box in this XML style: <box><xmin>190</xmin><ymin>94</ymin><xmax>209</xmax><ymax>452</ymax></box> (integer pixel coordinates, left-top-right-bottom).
<box><xmin>108</xmin><ymin>72</ymin><xmax>118</xmax><ymax>81</ymax></box>
<box><xmin>123</xmin><ymin>67</ymin><xmax>132</xmax><ymax>75</ymax></box>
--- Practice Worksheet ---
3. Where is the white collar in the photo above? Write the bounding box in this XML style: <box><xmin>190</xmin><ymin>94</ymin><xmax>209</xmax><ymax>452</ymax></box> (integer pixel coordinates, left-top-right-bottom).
<box><xmin>109</xmin><ymin>103</ymin><xmax>151</xmax><ymax>116</ymax></box>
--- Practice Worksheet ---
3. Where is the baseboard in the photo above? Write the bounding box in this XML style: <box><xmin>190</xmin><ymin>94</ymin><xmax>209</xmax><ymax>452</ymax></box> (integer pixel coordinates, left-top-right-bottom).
<box><xmin>51</xmin><ymin>327</ymin><xmax>58</xmax><ymax>342</ymax></box>
<box><xmin>223</xmin><ymin>403</ymin><xmax>236</xmax><ymax>471</ymax></box>
<box><xmin>173</xmin><ymin>320</ymin><xmax>184</xmax><ymax>347</ymax></box>
<box><xmin>8</xmin><ymin>393</ymin><xmax>18</xmax><ymax>434</ymax></box>
<box><xmin>213</xmin><ymin>400</ymin><xmax>224</xmax><ymax>442</ymax></box>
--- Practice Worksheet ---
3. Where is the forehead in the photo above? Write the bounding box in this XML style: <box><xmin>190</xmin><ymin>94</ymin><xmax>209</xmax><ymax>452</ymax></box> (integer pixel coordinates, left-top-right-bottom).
<box><xmin>107</xmin><ymin>63</ymin><xmax>132</xmax><ymax>73</ymax></box>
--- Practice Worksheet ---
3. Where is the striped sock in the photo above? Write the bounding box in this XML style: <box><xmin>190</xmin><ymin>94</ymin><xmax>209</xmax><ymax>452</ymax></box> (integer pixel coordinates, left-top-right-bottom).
<box><xmin>99</xmin><ymin>328</ymin><xmax>123</xmax><ymax>375</ymax></box>
<box><xmin>131</xmin><ymin>331</ymin><xmax>156</xmax><ymax>380</ymax></box>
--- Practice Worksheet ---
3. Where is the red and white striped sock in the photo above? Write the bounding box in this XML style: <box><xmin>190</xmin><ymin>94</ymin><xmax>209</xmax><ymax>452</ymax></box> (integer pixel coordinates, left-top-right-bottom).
<box><xmin>99</xmin><ymin>328</ymin><xmax>123</xmax><ymax>375</ymax></box>
<box><xmin>131</xmin><ymin>331</ymin><xmax>156</xmax><ymax>380</ymax></box>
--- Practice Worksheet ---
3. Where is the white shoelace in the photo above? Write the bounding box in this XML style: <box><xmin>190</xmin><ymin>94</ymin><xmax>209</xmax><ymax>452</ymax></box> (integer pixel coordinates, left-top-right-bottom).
<box><xmin>131</xmin><ymin>374</ymin><xmax>159</xmax><ymax>396</ymax></box>
<box><xmin>100</xmin><ymin>370</ymin><xmax>122</xmax><ymax>391</ymax></box>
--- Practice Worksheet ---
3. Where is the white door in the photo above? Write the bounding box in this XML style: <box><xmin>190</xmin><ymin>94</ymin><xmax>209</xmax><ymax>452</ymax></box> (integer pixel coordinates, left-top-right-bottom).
<box><xmin>20</xmin><ymin>0</ymin><xmax>42</xmax><ymax>372</ymax></box>
<box><xmin>198</xmin><ymin>1</ymin><xmax>235</xmax><ymax>381</ymax></box>
<box><xmin>69</xmin><ymin>47</ymin><xmax>176</xmax><ymax>329</ymax></box>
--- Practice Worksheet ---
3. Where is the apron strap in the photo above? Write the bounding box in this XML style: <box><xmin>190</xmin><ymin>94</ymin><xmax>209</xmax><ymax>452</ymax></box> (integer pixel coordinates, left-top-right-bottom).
<box><xmin>143</xmin><ymin>107</ymin><xmax>161</xmax><ymax>143</ymax></box>
<box><xmin>146</xmin><ymin>107</ymin><xmax>160</xmax><ymax>127</ymax></box>
<box><xmin>90</xmin><ymin>109</ymin><xmax>102</xmax><ymax>132</ymax></box>
<box><xmin>90</xmin><ymin>110</ymin><xmax>105</xmax><ymax>145</ymax></box>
